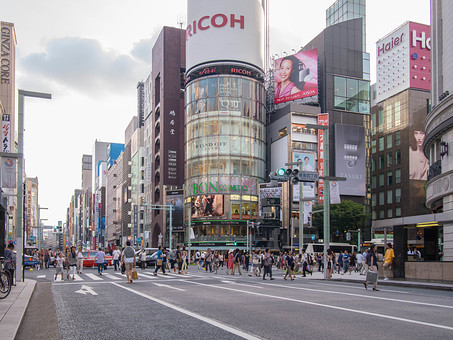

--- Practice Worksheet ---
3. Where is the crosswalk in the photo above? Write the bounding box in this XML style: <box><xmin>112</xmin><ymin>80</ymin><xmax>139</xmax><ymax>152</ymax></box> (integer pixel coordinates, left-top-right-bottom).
<box><xmin>42</xmin><ymin>270</ymin><xmax>199</xmax><ymax>283</ymax></box>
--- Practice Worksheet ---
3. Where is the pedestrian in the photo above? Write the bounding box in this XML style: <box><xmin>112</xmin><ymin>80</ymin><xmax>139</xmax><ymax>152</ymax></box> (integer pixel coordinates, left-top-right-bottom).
<box><xmin>337</xmin><ymin>251</ymin><xmax>343</xmax><ymax>274</ymax></box>
<box><xmin>65</xmin><ymin>247</ymin><xmax>71</xmax><ymax>279</ymax></box>
<box><xmin>262</xmin><ymin>249</ymin><xmax>274</xmax><ymax>280</ymax></box>
<box><xmin>302</xmin><ymin>250</ymin><xmax>312</xmax><ymax>277</ymax></box>
<box><xmin>364</xmin><ymin>244</ymin><xmax>380</xmax><ymax>291</ymax></box>
<box><xmin>350</xmin><ymin>251</ymin><xmax>357</xmax><ymax>273</ymax></box>
<box><xmin>200</xmin><ymin>251</ymin><xmax>205</xmax><ymax>270</ymax></box>
<box><xmin>218</xmin><ymin>252</ymin><xmax>224</xmax><ymax>269</ymax></box>
<box><xmin>77</xmin><ymin>246</ymin><xmax>84</xmax><ymax>274</ymax></box>
<box><xmin>153</xmin><ymin>246</ymin><xmax>167</xmax><ymax>276</ymax></box>
<box><xmin>205</xmin><ymin>248</ymin><xmax>213</xmax><ymax>273</ymax></box>
<box><xmin>317</xmin><ymin>253</ymin><xmax>324</xmax><ymax>273</ymax></box>
<box><xmin>244</xmin><ymin>252</ymin><xmax>250</xmax><ymax>272</ymax></box>
<box><xmin>232</xmin><ymin>249</ymin><xmax>242</xmax><ymax>275</ymax></box>
<box><xmin>55</xmin><ymin>252</ymin><xmax>64</xmax><ymax>281</ymax></box>
<box><xmin>383</xmin><ymin>243</ymin><xmax>395</xmax><ymax>281</ymax></box>
<box><xmin>226</xmin><ymin>250</ymin><xmax>234</xmax><ymax>275</ymax></box>
<box><xmin>95</xmin><ymin>247</ymin><xmax>106</xmax><ymax>276</ymax></box>
<box><xmin>67</xmin><ymin>246</ymin><xmax>78</xmax><ymax>280</ymax></box>
<box><xmin>284</xmin><ymin>251</ymin><xmax>295</xmax><ymax>280</ymax></box>
<box><xmin>140</xmin><ymin>249</ymin><xmax>147</xmax><ymax>270</ymax></box>
<box><xmin>342</xmin><ymin>250</ymin><xmax>350</xmax><ymax>275</ymax></box>
<box><xmin>195</xmin><ymin>250</ymin><xmax>201</xmax><ymax>269</ymax></box>
<box><xmin>326</xmin><ymin>249</ymin><xmax>334</xmax><ymax>279</ymax></box>
<box><xmin>249</xmin><ymin>251</ymin><xmax>260</xmax><ymax>277</ymax></box>
<box><xmin>113</xmin><ymin>247</ymin><xmax>121</xmax><ymax>271</ymax></box>
<box><xmin>4</xmin><ymin>243</ymin><xmax>16</xmax><ymax>285</ymax></box>
<box><xmin>356</xmin><ymin>251</ymin><xmax>363</xmax><ymax>273</ymax></box>
<box><xmin>361</xmin><ymin>249</ymin><xmax>369</xmax><ymax>275</ymax></box>
<box><xmin>181</xmin><ymin>246</ymin><xmax>188</xmax><ymax>274</ymax></box>
<box><xmin>122</xmin><ymin>241</ymin><xmax>136</xmax><ymax>282</ymax></box>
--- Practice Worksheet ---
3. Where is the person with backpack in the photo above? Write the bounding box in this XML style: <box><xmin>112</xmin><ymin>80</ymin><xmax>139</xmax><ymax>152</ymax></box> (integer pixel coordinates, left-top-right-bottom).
<box><xmin>122</xmin><ymin>241</ymin><xmax>136</xmax><ymax>283</ymax></box>
<box><xmin>232</xmin><ymin>249</ymin><xmax>242</xmax><ymax>275</ymax></box>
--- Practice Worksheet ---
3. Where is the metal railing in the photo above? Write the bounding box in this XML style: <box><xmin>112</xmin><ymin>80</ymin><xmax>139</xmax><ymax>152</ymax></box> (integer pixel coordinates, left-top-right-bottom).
<box><xmin>427</xmin><ymin>160</ymin><xmax>442</xmax><ymax>182</ymax></box>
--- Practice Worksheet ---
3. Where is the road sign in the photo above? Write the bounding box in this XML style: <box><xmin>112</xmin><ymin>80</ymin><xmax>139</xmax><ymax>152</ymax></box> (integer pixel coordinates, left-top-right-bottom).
<box><xmin>29</xmin><ymin>236</ymin><xmax>35</xmax><ymax>241</ymax></box>
<box><xmin>298</xmin><ymin>171</ymin><xmax>319</xmax><ymax>182</ymax></box>
<box><xmin>311</xmin><ymin>234</ymin><xmax>316</xmax><ymax>241</ymax></box>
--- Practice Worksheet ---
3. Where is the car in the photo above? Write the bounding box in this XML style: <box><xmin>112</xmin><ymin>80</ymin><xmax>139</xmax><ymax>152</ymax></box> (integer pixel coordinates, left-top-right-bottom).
<box><xmin>23</xmin><ymin>255</ymin><xmax>39</xmax><ymax>268</ymax></box>
<box><xmin>135</xmin><ymin>248</ymin><xmax>159</xmax><ymax>268</ymax></box>
<box><xmin>81</xmin><ymin>251</ymin><xmax>113</xmax><ymax>267</ymax></box>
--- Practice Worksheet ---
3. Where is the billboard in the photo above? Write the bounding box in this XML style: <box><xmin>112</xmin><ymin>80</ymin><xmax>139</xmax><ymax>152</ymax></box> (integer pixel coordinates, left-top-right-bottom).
<box><xmin>335</xmin><ymin>124</ymin><xmax>366</xmax><ymax>196</ymax></box>
<box><xmin>191</xmin><ymin>195</ymin><xmax>224</xmax><ymax>218</ymax></box>
<box><xmin>293</xmin><ymin>152</ymin><xmax>316</xmax><ymax>200</ymax></box>
<box><xmin>186</xmin><ymin>0</ymin><xmax>264</xmax><ymax>73</ymax></box>
<box><xmin>166</xmin><ymin>191</ymin><xmax>184</xmax><ymax>230</ymax></box>
<box><xmin>318</xmin><ymin>114</ymin><xmax>329</xmax><ymax>203</ymax></box>
<box><xmin>376</xmin><ymin>21</ymin><xmax>430</xmax><ymax>103</ymax></box>
<box><xmin>409</xmin><ymin>113</ymin><xmax>429</xmax><ymax>181</ymax></box>
<box><xmin>274</xmin><ymin>49</ymin><xmax>318</xmax><ymax>104</ymax></box>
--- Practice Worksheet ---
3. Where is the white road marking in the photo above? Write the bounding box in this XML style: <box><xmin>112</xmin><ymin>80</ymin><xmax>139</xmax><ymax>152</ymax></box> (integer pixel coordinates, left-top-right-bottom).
<box><xmin>102</xmin><ymin>273</ymin><xmax>121</xmax><ymax>280</ymax></box>
<box><xmin>260</xmin><ymin>282</ymin><xmax>453</xmax><ymax>310</ymax></box>
<box><xmin>37</xmin><ymin>275</ymin><xmax>46</xmax><ymax>278</ymax></box>
<box><xmin>85</xmin><ymin>273</ymin><xmax>103</xmax><ymax>281</ymax></box>
<box><xmin>72</xmin><ymin>274</ymin><xmax>83</xmax><ymax>281</ymax></box>
<box><xmin>152</xmin><ymin>282</ymin><xmax>186</xmax><ymax>291</ymax></box>
<box><xmin>221</xmin><ymin>280</ymin><xmax>263</xmax><ymax>289</ymax></box>
<box><xmin>136</xmin><ymin>273</ymin><xmax>157</xmax><ymax>279</ymax></box>
<box><xmin>111</xmin><ymin>282</ymin><xmax>261</xmax><ymax>340</ymax></box>
<box><xmin>185</xmin><ymin>281</ymin><xmax>453</xmax><ymax>332</ymax></box>
<box><xmin>75</xmin><ymin>285</ymin><xmax>98</xmax><ymax>296</ymax></box>
<box><xmin>314</xmin><ymin>281</ymin><xmax>413</xmax><ymax>294</ymax></box>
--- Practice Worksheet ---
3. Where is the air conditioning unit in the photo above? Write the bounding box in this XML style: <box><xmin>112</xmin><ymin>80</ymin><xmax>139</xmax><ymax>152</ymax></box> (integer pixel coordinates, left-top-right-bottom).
<box><xmin>128</xmin><ymin>211</ymin><xmax>132</xmax><ymax>215</ymax></box>
<box><xmin>128</xmin><ymin>161</ymin><xmax>133</xmax><ymax>165</ymax></box>
<box><xmin>128</xmin><ymin>223</ymin><xmax>132</xmax><ymax>228</ymax></box>
<box><xmin>128</xmin><ymin>174</ymin><xmax>132</xmax><ymax>178</ymax></box>
<box><xmin>128</xmin><ymin>186</ymin><xmax>132</xmax><ymax>190</ymax></box>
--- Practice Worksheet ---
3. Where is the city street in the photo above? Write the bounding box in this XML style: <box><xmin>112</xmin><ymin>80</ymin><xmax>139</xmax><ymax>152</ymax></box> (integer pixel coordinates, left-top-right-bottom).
<box><xmin>17</xmin><ymin>266</ymin><xmax>453</xmax><ymax>339</ymax></box>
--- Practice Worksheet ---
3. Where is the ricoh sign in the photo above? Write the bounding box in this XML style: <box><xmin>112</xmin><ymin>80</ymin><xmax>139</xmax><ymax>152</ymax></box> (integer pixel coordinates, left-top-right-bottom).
<box><xmin>376</xmin><ymin>21</ymin><xmax>431</xmax><ymax>103</ymax></box>
<box><xmin>186</xmin><ymin>0</ymin><xmax>264</xmax><ymax>73</ymax></box>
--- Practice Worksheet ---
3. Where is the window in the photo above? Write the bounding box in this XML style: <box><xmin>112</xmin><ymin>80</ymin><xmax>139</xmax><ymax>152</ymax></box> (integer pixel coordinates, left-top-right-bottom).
<box><xmin>385</xmin><ymin>105</ymin><xmax>392</xmax><ymax>130</ymax></box>
<box><xmin>395</xmin><ymin>169</ymin><xmax>401</xmax><ymax>184</ymax></box>
<box><xmin>387</xmin><ymin>171</ymin><xmax>393</xmax><ymax>185</ymax></box>
<box><xmin>387</xmin><ymin>190</ymin><xmax>393</xmax><ymax>204</ymax></box>
<box><xmin>279</xmin><ymin>127</ymin><xmax>287</xmax><ymax>138</ymax></box>
<box><xmin>395</xmin><ymin>207</ymin><xmax>401</xmax><ymax>217</ymax></box>
<box><xmin>378</xmin><ymin>109</ymin><xmax>384</xmax><ymax>132</ymax></box>
<box><xmin>379</xmin><ymin>173</ymin><xmax>384</xmax><ymax>187</ymax></box>
<box><xmin>395</xmin><ymin>131</ymin><xmax>401</xmax><ymax>146</ymax></box>
<box><xmin>394</xmin><ymin>101</ymin><xmax>401</xmax><ymax>126</ymax></box>
<box><xmin>371</xmin><ymin>112</ymin><xmax>376</xmax><ymax>135</ymax></box>
<box><xmin>379</xmin><ymin>155</ymin><xmax>385</xmax><ymax>169</ymax></box>
<box><xmin>379</xmin><ymin>192</ymin><xmax>384</xmax><ymax>205</ymax></box>
<box><xmin>387</xmin><ymin>135</ymin><xmax>392</xmax><ymax>149</ymax></box>
<box><xmin>371</xmin><ymin>193</ymin><xmax>376</xmax><ymax>207</ymax></box>
<box><xmin>379</xmin><ymin>137</ymin><xmax>384</xmax><ymax>151</ymax></box>
<box><xmin>395</xmin><ymin>150</ymin><xmax>401</xmax><ymax>165</ymax></box>
<box><xmin>379</xmin><ymin>210</ymin><xmax>385</xmax><ymax>219</ymax></box>
<box><xmin>371</xmin><ymin>158</ymin><xmax>376</xmax><ymax>171</ymax></box>
<box><xmin>395</xmin><ymin>188</ymin><xmax>401</xmax><ymax>203</ymax></box>
<box><xmin>372</xmin><ymin>140</ymin><xmax>377</xmax><ymax>154</ymax></box>
<box><xmin>387</xmin><ymin>153</ymin><xmax>393</xmax><ymax>167</ymax></box>
<box><xmin>371</xmin><ymin>176</ymin><xmax>377</xmax><ymax>189</ymax></box>
<box><xmin>334</xmin><ymin>76</ymin><xmax>370</xmax><ymax>113</ymax></box>
<box><xmin>387</xmin><ymin>209</ymin><xmax>393</xmax><ymax>218</ymax></box>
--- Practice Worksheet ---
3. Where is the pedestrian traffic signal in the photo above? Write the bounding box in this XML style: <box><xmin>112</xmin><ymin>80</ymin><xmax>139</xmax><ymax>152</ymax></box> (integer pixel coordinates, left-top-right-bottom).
<box><xmin>270</xmin><ymin>167</ymin><xmax>300</xmax><ymax>184</ymax></box>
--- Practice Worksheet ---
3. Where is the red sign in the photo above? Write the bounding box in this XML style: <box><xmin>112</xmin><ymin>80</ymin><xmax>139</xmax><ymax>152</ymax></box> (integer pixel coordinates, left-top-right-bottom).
<box><xmin>317</xmin><ymin>114</ymin><xmax>329</xmax><ymax>203</ymax></box>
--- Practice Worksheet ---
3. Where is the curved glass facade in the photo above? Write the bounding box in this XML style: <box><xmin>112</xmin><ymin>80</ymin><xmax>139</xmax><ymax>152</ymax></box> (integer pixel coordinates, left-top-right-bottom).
<box><xmin>184</xmin><ymin>73</ymin><xmax>266</xmax><ymax>249</ymax></box>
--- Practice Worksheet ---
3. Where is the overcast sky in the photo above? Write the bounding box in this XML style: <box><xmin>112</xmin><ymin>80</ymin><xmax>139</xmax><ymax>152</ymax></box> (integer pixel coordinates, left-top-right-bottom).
<box><xmin>1</xmin><ymin>0</ymin><xmax>430</xmax><ymax>226</ymax></box>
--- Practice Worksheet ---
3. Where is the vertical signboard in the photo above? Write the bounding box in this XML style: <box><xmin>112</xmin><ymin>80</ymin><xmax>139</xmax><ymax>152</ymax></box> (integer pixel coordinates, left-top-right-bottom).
<box><xmin>133</xmin><ymin>205</ymin><xmax>138</xmax><ymax>239</ymax></box>
<box><xmin>2</xmin><ymin>114</ymin><xmax>11</xmax><ymax>152</ymax></box>
<box><xmin>1</xmin><ymin>157</ymin><xmax>16</xmax><ymax>188</ymax></box>
<box><xmin>166</xmin><ymin>190</ymin><xmax>184</xmax><ymax>230</ymax></box>
<box><xmin>317</xmin><ymin>114</ymin><xmax>329</xmax><ymax>203</ymax></box>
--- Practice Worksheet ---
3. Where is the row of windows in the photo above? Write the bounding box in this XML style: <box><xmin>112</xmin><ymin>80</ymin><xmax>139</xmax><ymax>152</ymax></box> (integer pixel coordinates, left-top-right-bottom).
<box><xmin>371</xmin><ymin>150</ymin><xmax>401</xmax><ymax>171</ymax></box>
<box><xmin>371</xmin><ymin>170</ymin><xmax>401</xmax><ymax>189</ymax></box>
<box><xmin>372</xmin><ymin>207</ymin><xmax>402</xmax><ymax>220</ymax></box>
<box><xmin>186</xmin><ymin>76</ymin><xmax>266</xmax><ymax>105</ymax></box>
<box><xmin>371</xmin><ymin>99</ymin><xmax>408</xmax><ymax>135</ymax></box>
<box><xmin>185</xmin><ymin>98</ymin><xmax>266</xmax><ymax>123</ymax></box>
<box><xmin>185</xmin><ymin>157</ymin><xmax>266</xmax><ymax>179</ymax></box>
<box><xmin>334</xmin><ymin>76</ymin><xmax>370</xmax><ymax>114</ymax></box>
<box><xmin>186</xmin><ymin>117</ymin><xmax>265</xmax><ymax>140</ymax></box>
<box><xmin>371</xmin><ymin>188</ymin><xmax>402</xmax><ymax>207</ymax></box>
<box><xmin>186</xmin><ymin>136</ymin><xmax>266</xmax><ymax>160</ymax></box>
<box><xmin>371</xmin><ymin>132</ymin><xmax>401</xmax><ymax>153</ymax></box>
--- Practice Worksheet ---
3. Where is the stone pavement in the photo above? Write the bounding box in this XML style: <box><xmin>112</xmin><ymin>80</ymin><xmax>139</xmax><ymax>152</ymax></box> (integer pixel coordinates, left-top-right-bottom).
<box><xmin>0</xmin><ymin>279</ymin><xmax>36</xmax><ymax>339</ymax></box>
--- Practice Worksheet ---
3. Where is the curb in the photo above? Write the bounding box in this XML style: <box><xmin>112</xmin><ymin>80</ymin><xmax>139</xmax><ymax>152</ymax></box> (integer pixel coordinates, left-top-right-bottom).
<box><xmin>317</xmin><ymin>277</ymin><xmax>453</xmax><ymax>291</ymax></box>
<box><xmin>0</xmin><ymin>279</ymin><xmax>37</xmax><ymax>339</ymax></box>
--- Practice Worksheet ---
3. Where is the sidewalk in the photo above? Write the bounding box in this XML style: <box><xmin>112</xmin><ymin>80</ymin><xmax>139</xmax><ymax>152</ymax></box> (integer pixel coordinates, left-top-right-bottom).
<box><xmin>302</xmin><ymin>269</ymin><xmax>453</xmax><ymax>291</ymax></box>
<box><xmin>0</xmin><ymin>279</ymin><xmax>37</xmax><ymax>339</ymax></box>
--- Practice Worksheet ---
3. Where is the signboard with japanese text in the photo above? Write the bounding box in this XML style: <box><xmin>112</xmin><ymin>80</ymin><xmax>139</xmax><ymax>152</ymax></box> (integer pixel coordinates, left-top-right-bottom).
<box><xmin>2</xmin><ymin>114</ymin><xmax>11</xmax><ymax>152</ymax></box>
<box><xmin>317</xmin><ymin>114</ymin><xmax>329</xmax><ymax>203</ymax></box>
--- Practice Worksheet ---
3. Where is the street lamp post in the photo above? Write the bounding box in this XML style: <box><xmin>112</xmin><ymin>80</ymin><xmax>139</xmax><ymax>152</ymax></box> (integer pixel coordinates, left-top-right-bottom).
<box><xmin>16</xmin><ymin>90</ymin><xmax>51</xmax><ymax>282</ymax></box>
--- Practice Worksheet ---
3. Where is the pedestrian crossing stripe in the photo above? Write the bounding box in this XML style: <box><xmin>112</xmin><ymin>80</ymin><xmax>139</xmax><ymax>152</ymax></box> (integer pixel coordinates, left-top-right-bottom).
<box><xmin>102</xmin><ymin>273</ymin><xmax>121</xmax><ymax>280</ymax></box>
<box><xmin>85</xmin><ymin>273</ymin><xmax>103</xmax><ymax>281</ymax></box>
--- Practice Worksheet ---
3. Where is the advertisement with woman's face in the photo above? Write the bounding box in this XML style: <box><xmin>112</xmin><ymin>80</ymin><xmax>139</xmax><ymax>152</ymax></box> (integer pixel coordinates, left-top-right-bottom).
<box><xmin>274</xmin><ymin>49</ymin><xmax>318</xmax><ymax>104</ymax></box>
<box><xmin>409</xmin><ymin>129</ymin><xmax>429</xmax><ymax>180</ymax></box>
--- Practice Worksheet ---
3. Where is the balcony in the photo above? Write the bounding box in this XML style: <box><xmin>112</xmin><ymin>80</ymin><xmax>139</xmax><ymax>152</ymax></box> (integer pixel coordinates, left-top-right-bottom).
<box><xmin>427</xmin><ymin>160</ymin><xmax>442</xmax><ymax>182</ymax></box>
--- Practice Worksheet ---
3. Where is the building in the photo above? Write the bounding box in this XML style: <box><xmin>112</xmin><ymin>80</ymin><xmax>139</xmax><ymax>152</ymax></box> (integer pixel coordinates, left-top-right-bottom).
<box><xmin>105</xmin><ymin>152</ymin><xmax>123</xmax><ymax>246</ymax></box>
<box><xmin>143</xmin><ymin>73</ymin><xmax>153</xmax><ymax>246</ymax></box>
<box><xmin>424</xmin><ymin>0</ymin><xmax>453</xmax><ymax>261</ymax></box>
<box><xmin>150</xmin><ymin>26</ymin><xmax>186</xmax><ymax>248</ymax></box>
<box><xmin>80</xmin><ymin>154</ymin><xmax>92</xmax><ymax>247</ymax></box>
<box><xmin>184</xmin><ymin>0</ymin><xmax>266</xmax><ymax>250</ymax></box>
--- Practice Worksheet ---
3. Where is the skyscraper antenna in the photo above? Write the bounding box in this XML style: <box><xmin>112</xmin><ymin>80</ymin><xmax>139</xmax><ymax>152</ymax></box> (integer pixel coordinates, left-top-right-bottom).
<box><xmin>177</xmin><ymin>15</ymin><xmax>185</xmax><ymax>30</ymax></box>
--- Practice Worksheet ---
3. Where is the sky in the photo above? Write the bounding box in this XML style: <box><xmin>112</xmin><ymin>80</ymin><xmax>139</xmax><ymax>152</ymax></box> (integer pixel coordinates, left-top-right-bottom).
<box><xmin>1</xmin><ymin>0</ymin><xmax>430</xmax><ymax>226</ymax></box>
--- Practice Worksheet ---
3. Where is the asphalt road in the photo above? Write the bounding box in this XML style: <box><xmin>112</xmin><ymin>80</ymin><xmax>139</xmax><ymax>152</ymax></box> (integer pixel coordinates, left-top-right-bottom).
<box><xmin>22</xmin><ymin>266</ymin><xmax>453</xmax><ymax>339</ymax></box>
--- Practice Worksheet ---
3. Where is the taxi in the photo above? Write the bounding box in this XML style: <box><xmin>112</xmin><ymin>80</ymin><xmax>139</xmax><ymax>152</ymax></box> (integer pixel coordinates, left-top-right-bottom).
<box><xmin>82</xmin><ymin>251</ymin><xmax>113</xmax><ymax>267</ymax></box>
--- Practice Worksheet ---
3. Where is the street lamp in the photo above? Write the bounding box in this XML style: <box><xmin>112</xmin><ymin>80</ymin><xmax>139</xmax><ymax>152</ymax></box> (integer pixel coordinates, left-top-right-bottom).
<box><xmin>16</xmin><ymin>90</ymin><xmax>52</xmax><ymax>282</ymax></box>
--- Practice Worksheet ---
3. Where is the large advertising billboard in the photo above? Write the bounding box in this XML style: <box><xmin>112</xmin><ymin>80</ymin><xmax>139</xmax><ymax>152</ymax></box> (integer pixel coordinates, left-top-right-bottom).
<box><xmin>186</xmin><ymin>0</ymin><xmax>264</xmax><ymax>73</ymax></box>
<box><xmin>292</xmin><ymin>152</ymin><xmax>316</xmax><ymax>200</ymax></box>
<box><xmin>409</xmin><ymin>112</ymin><xmax>429</xmax><ymax>181</ymax></box>
<box><xmin>335</xmin><ymin>124</ymin><xmax>366</xmax><ymax>196</ymax></box>
<box><xmin>191</xmin><ymin>194</ymin><xmax>224</xmax><ymax>218</ymax></box>
<box><xmin>166</xmin><ymin>191</ymin><xmax>184</xmax><ymax>230</ymax></box>
<box><xmin>274</xmin><ymin>49</ymin><xmax>318</xmax><ymax>104</ymax></box>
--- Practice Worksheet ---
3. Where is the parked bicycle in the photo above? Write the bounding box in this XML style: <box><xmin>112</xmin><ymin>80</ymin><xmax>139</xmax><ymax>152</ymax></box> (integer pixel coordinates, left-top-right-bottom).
<box><xmin>0</xmin><ymin>257</ymin><xmax>12</xmax><ymax>299</ymax></box>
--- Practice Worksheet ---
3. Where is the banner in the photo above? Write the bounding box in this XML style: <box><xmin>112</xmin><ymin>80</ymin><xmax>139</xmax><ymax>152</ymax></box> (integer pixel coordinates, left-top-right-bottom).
<box><xmin>1</xmin><ymin>158</ymin><xmax>16</xmax><ymax>188</ymax></box>
<box><xmin>2</xmin><ymin>114</ymin><xmax>11</xmax><ymax>153</ymax></box>
<box><xmin>330</xmin><ymin>181</ymin><xmax>341</xmax><ymax>204</ymax></box>
<box><xmin>318</xmin><ymin>114</ymin><xmax>329</xmax><ymax>203</ymax></box>
<box><xmin>303</xmin><ymin>201</ymin><xmax>312</xmax><ymax>224</ymax></box>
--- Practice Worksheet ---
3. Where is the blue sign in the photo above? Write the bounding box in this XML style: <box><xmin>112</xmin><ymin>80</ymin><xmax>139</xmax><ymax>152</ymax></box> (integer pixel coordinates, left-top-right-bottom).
<box><xmin>311</xmin><ymin>234</ymin><xmax>316</xmax><ymax>241</ymax></box>
<box><xmin>298</xmin><ymin>171</ymin><xmax>319</xmax><ymax>182</ymax></box>
<box><xmin>137</xmin><ymin>237</ymin><xmax>142</xmax><ymax>243</ymax></box>
<box><xmin>29</xmin><ymin>236</ymin><xmax>35</xmax><ymax>241</ymax></box>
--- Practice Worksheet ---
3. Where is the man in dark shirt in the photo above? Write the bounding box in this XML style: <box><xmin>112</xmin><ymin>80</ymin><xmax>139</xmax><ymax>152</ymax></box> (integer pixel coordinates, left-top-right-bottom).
<box><xmin>284</xmin><ymin>251</ymin><xmax>295</xmax><ymax>280</ymax></box>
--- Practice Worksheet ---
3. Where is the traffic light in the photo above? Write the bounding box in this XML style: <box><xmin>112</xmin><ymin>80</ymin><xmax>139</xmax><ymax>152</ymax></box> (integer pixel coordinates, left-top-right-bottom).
<box><xmin>307</xmin><ymin>213</ymin><xmax>312</xmax><ymax>228</ymax></box>
<box><xmin>270</xmin><ymin>168</ymin><xmax>300</xmax><ymax>184</ymax></box>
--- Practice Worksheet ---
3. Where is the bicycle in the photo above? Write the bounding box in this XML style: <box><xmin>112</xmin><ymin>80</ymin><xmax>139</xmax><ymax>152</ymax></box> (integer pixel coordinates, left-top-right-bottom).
<box><xmin>0</xmin><ymin>257</ymin><xmax>12</xmax><ymax>299</ymax></box>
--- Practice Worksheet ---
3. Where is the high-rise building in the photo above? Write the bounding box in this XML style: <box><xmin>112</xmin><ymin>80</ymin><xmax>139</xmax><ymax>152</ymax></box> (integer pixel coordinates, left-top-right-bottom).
<box><xmin>424</xmin><ymin>0</ymin><xmax>453</xmax><ymax>261</ymax></box>
<box><xmin>184</xmin><ymin>0</ymin><xmax>266</xmax><ymax>251</ymax></box>
<box><xmin>150</xmin><ymin>26</ymin><xmax>186</xmax><ymax>247</ymax></box>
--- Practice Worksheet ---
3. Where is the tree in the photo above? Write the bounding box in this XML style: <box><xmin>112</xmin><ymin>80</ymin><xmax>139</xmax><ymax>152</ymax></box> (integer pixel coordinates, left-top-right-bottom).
<box><xmin>311</xmin><ymin>200</ymin><xmax>367</xmax><ymax>243</ymax></box>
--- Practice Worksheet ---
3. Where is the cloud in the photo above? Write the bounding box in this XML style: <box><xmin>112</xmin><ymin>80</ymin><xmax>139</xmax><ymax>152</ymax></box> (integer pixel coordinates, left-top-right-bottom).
<box><xmin>19</xmin><ymin>37</ymin><xmax>147</xmax><ymax>95</ymax></box>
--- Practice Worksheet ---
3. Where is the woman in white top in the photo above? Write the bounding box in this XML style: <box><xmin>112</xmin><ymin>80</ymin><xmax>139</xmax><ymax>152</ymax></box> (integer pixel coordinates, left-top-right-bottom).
<box><xmin>77</xmin><ymin>246</ymin><xmax>84</xmax><ymax>274</ymax></box>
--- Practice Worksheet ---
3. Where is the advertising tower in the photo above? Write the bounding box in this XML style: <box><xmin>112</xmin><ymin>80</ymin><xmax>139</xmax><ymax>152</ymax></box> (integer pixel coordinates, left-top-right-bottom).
<box><xmin>184</xmin><ymin>0</ymin><xmax>266</xmax><ymax>250</ymax></box>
